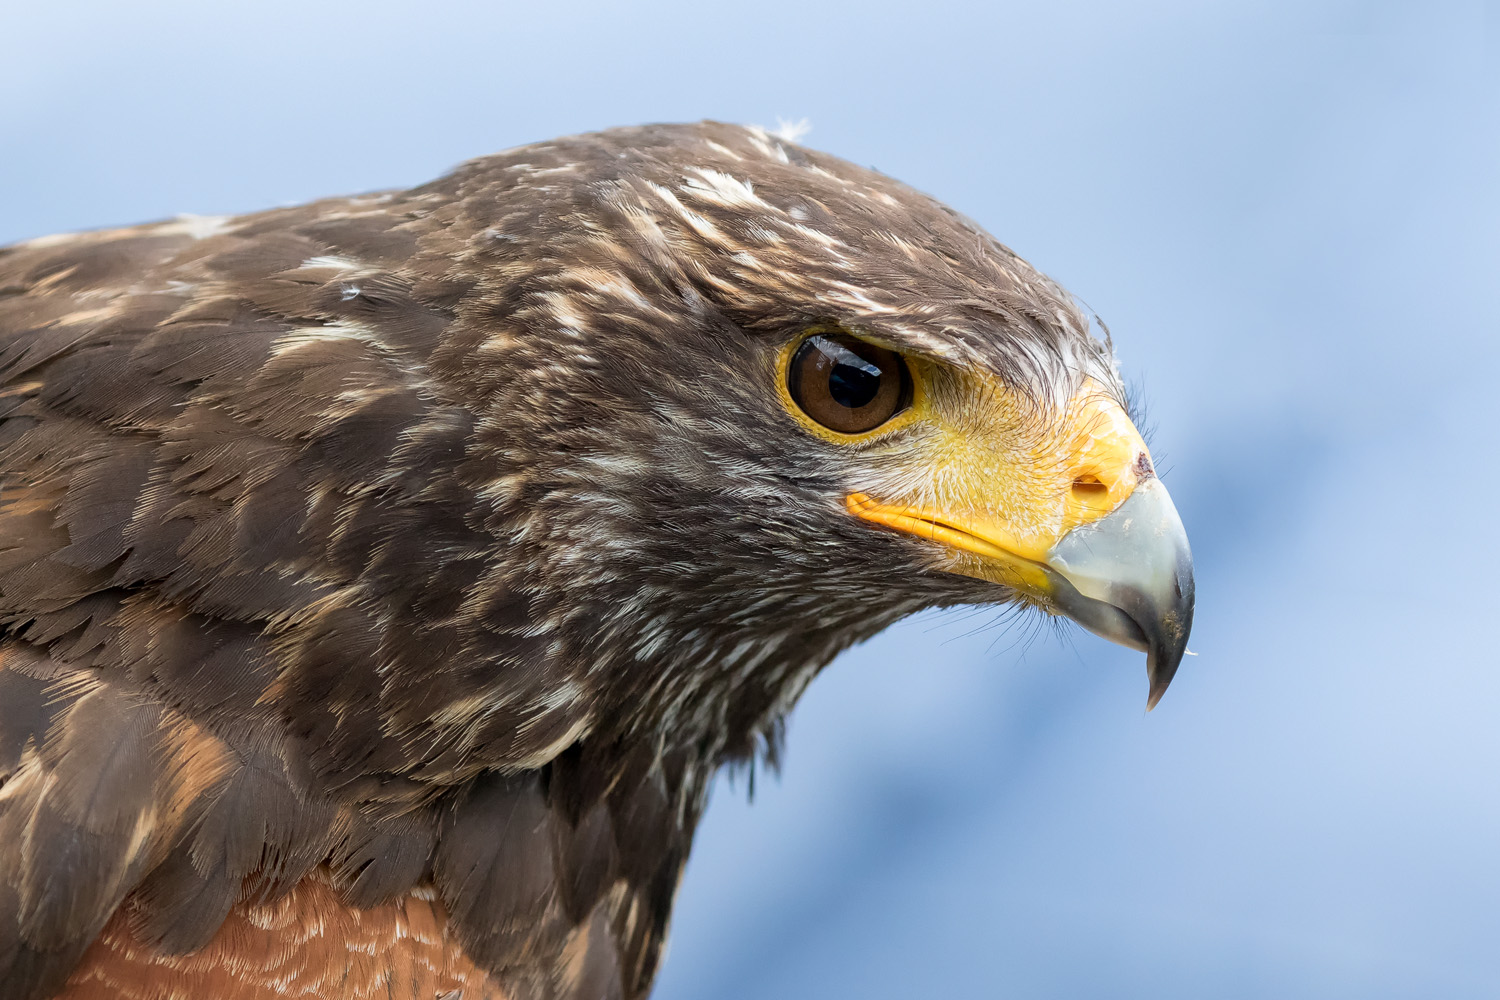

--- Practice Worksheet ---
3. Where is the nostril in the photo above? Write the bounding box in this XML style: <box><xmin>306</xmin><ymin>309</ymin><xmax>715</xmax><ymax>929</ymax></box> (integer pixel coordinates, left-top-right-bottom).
<box><xmin>1071</xmin><ymin>475</ymin><xmax>1110</xmax><ymax>504</ymax></box>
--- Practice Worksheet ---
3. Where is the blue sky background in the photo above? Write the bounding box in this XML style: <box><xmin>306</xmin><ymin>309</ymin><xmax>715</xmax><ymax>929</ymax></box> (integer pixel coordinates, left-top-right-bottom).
<box><xmin>3</xmin><ymin>2</ymin><xmax>1496</xmax><ymax>996</ymax></box>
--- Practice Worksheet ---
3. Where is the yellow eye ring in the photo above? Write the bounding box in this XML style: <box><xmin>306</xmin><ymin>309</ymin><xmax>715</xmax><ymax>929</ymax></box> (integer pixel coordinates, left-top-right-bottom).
<box><xmin>775</xmin><ymin>328</ymin><xmax>927</xmax><ymax>443</ymax></box>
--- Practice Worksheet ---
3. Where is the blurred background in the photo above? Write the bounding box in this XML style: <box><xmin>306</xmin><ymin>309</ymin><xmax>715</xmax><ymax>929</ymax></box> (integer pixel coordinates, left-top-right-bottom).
<box><xmin>3</xmin><ymin>1</ymin><xmax>1496</xmax><ymax>996</ymax></box>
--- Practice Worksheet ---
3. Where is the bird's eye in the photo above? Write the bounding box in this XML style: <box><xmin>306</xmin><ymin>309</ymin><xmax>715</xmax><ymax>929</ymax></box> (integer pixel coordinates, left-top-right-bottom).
<box><xmin>787</xmin><ymin>333</ymin><xmax>912</xmax><ymax>435</ymax></box>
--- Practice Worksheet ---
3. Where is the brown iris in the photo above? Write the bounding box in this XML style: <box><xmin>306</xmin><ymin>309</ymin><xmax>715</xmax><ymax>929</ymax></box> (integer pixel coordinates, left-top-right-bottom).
<box><xmin>787</xmin><ymin>333</ymin><xmax>912</xmax><ymax>434</ymax></box>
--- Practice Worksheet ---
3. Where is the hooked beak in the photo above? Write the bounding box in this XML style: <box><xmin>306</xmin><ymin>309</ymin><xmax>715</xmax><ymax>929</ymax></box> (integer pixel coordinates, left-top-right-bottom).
<box><xmin>849</xmin><ymin>477</ymin><xmax>1194</xmax><ymax>708</ymax></box>
<box><xmin>1038</xmin><ymin>476</ymin><xmax>1194</xmax><ymax>709</ymax></box>
<box><xmin>844</xmin><ymin>381</ymin><xmax>1194</xmax><ymax>708</ymax></box>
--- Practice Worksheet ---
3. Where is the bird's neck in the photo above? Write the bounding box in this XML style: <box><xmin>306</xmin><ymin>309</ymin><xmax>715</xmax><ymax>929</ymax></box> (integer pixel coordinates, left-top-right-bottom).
<box><xmin>586</xmin><ymin>594</ymin><xmax>925</xmax><ymax>768</ymax></box>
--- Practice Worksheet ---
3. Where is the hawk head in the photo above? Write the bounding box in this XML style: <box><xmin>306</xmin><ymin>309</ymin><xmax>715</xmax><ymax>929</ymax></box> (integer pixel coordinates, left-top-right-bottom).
<box><xmin>432</xmin><ymin>123</ymin><xmax>1194</xmax><ymax>762</ymax></box>
<box><xmin>0</xmin><ymin>121</ymin><xmax>1193</xmax><ymax>1000</ymax></box>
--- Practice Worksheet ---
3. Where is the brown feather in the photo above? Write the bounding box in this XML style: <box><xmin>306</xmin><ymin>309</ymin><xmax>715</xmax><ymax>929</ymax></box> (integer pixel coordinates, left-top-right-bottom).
<box><xmin>57</xmin><ymin>872</ymin><xmax>510</xmax><ymax>1000</ymax></box>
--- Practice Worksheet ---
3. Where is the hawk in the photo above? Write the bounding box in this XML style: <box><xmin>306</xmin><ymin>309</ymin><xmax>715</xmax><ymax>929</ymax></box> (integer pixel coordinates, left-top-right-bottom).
<box><xmin>0</xmin><ymin>122</ymin><xmax>1193</xmax><ymax>1000</ymax></box>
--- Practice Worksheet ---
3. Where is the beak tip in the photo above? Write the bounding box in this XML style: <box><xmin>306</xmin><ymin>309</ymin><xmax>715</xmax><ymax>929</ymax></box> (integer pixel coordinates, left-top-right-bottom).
<box><xmin>1145</xmin><ymin>672</ymin><xmax>1169</xmax><ymax>711</ymax></box>
<box><xmin>1144</xmin><ymin>635</ymin><xmax>1188</xmax><ymax>711</ymax></box>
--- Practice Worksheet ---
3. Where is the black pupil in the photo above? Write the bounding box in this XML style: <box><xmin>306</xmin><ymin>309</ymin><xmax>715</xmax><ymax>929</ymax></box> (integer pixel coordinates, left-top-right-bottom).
<box><xmin>828</xmin><ymin>359</ymin><xmax>881</xmax><ymax>409</ymax></box>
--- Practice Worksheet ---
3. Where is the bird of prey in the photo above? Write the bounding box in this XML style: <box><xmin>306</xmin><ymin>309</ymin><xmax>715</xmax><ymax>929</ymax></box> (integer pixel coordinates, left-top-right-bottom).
<box><xmin>0</xmin><ymin>122</ymin><xmax>1193</xmax><ymax>1000</ymax></box>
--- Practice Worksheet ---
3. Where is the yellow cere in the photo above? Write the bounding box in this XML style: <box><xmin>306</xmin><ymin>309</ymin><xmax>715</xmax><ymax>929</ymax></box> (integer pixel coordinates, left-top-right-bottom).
<box><xmin>834</xmin><ymin>364</ymin><xmax>1151</xmax><ymax>590</ymax></box>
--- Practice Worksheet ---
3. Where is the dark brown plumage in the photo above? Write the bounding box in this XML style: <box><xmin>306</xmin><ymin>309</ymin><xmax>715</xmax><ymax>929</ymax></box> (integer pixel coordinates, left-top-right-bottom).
<box><xmin>0</xmin><ymin>122</ymin><xmax>1191</xmax><ymax>1000</ymax></box>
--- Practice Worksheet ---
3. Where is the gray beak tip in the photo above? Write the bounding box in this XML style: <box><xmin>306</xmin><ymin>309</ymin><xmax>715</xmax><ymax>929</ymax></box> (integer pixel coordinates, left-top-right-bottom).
<box><xmin>1144</xmin><ymin>574</ymin><xmax>1194</xmax><ymax>710</ymax></box>
<box><xmin>1145</xmin><ymin>650</ymin><xmax>1179</xmax><ymax>711</ymax></box>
